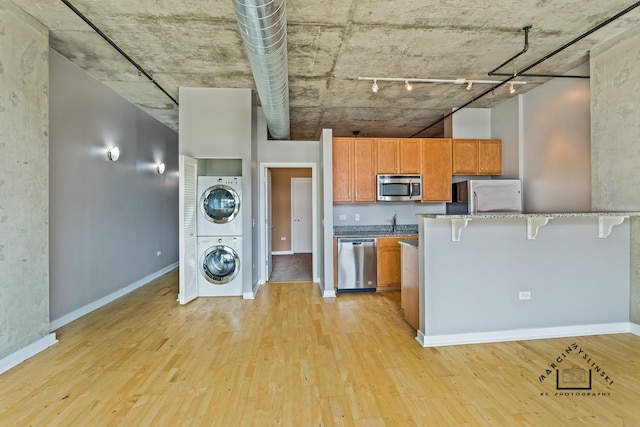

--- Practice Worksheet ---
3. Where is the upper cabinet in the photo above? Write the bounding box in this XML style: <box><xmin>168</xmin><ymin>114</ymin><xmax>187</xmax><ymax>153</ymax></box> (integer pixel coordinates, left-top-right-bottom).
<box><xmin>452</xmin><ymin>139</ymin><xmax>502</xmax><ymax>175</ymax></box>
<box><xmin>353</xmin><ymin>138</ymin><xmax>377</xmax><ymax>202</ymax></box>
<box><xmin>332</xmin><ymin>138</ymin><xmax>353</xmax><ymax>202</ymax></box>
<box><xmin>421</xmin><ymin>138</ymin><xmax>452</xmax><ymax>202</ymax></box>
<box><xmin>376</xmin><ymin>138</ymin><xmax>422</xmax><ymax>174</ymax></box>
<box><xmin>332</xmin><ymin>137</ymin><xmax>376</xmax><ymax>203</ymax></box>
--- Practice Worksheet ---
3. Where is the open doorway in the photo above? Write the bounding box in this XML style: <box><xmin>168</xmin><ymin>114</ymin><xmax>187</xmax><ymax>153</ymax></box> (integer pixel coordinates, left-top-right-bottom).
<box><xmin>263</xmin><ymin>166</ymin><xmax>314</xmax><ymax>283</ymax></box>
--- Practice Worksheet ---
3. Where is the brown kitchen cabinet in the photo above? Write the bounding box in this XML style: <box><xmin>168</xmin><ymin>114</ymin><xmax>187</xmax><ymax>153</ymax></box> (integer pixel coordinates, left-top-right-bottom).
<box><xmin>421</xmin><ymin>138</ymin><xmax>452</xmax><ymax>202</ymax></box>
<box><xmin>332</xmin><ymin>137</ymin><xmax>376</xmax><ymax>203</ymax></box>
<box><xmin>376</xmin><ymin>138</ymin><xmax>422</xmax><ymax>174</ymax></box>
<box><xmin>377</xmin><ymin>235</ymin><xmax>418</xmax><ymax>291</ymax></box>
<box><xmin>452</xmin><ymin>138</ymin><xmax>502</xmax><ymax>175</ymax></box>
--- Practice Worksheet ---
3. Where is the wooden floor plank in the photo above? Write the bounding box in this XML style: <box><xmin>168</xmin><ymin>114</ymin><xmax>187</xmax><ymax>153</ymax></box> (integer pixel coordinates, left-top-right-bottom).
<box><xmin>1</xmin><ymin>270</ymin><xmax>639</xmax><ymax>425</ymax></box>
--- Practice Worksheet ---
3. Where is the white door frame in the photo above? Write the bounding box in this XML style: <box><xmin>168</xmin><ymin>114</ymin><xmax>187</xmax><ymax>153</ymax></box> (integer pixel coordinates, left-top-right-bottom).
<box><xmin>259</xmin><ymin>162</ymin><xmax>317</xmax><ymax>284</ymax></box>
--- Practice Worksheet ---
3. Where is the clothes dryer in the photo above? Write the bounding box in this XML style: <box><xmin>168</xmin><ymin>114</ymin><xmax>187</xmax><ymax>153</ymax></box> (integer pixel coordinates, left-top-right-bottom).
<box><xmin>197</xmin><ymin>236</ymin><xmax>243</xmax><ymax>297</ymax></box>
<box><xmin>197</xmin><ymin>176</ymin><xmax>242</xmax><ymax>236</ymax></box>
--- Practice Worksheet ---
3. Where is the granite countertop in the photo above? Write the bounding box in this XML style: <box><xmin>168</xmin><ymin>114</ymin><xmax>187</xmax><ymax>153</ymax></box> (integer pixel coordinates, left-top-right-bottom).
<box><xmin>417</xmin><ymin>211</ymin><xmax>640</xmax><ymax>219</ymax></box>
<box><xmin>334</xmin><ymin>225</ymin><xmax>418</xmax><ymax>237</ymax></box>
<box><xmin>399</xmin><ymin>240</ymin><xmax>419</xmax><ymax>248</ymax></box>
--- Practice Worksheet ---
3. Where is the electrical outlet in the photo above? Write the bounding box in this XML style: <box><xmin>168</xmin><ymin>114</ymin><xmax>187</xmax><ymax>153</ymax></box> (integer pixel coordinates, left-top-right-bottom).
<box><xmin>519</xmin><ymin>291</ymin><xmax>531</xmax><ymax>300</ymax></box>
<box><xmin>355</xmin><ymin>214</ymin><xmax>360</xmax><ymax>221</ymax></box>
<box><xmin>281</xmin><ymin>236</ymin><xmax>286</xmax><ymax>240</ymax></box>
<box><xmin>156</xmin><ymin>251</ymin><xmax>161</xmax><ymax>257</ymax></box>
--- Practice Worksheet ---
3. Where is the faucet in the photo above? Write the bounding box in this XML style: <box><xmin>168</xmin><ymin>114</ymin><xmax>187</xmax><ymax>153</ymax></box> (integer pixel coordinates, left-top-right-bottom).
<box><xmin>392</xmin><ymin>213</ymin><xmax>397</xmax><ymax>233</ymax></box>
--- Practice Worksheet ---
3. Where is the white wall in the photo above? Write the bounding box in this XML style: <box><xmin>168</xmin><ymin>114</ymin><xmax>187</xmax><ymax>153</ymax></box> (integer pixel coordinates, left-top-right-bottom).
<box><xmin>445</xmin><ymin>108</ymin><xmax>492</xmax><ymax>138</ymax></box>
<box><xmin>179</xmin><ymin>87</ymin><xmax>254</xmax><ymax>295</ymax></box>
<box><xmin>521</xmin><ymin>64</ymin><xmax>591</xmax><ymax>213</ymax></box>
<box><xmin>254</xmin><ymin>109</ymin><xmax>324</xmax><ymax>291</ymax></box>
<box><xmin>49</xmin><ymin>50</ymin><xmax>179</xmax><ymax>323</ymax></box>
<box><xmin>491</xmin><ymin>95</ymin><xmax>521</xmax><ymax>179</ymax></box>
<box><xmin>333</xmin><ymin>202</ymin><xmax>444</xmax><ymax>227</ymax></box>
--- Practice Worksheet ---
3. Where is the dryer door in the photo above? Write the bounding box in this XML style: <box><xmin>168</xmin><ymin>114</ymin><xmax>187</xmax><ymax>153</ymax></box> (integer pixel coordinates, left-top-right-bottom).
<box><xmin>200</xmin><ymin>185</ymin><xmax>240</xmax><ymax>224</ymax></box>
<box><xmin>201</xmin><ymin>245</ymin><xmax>240</xmax><ymax>284</ymax></box>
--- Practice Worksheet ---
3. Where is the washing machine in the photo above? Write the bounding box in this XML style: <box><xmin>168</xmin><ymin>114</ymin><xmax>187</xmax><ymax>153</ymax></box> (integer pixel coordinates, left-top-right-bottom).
<box><xmin>197</xmin><ymin>176</ymin><xmax>242</xmax><ymax>236</ymax></box>
<box><xmin>197</xmin><ymin>236</ymin><xmax>243</xmax><ymax>297</ymax></box>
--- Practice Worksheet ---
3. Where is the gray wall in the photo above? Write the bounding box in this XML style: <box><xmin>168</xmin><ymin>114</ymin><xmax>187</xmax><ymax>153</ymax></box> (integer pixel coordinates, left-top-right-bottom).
<box><xmin>590</xmin><ymin>27</ymin><xmax>640</xmax><ymax>323</ymax></box>
<box><xmin>0</xmin><ymin>1</ymin><xmax>50</xmax><ymax>359</ymax></box>
<box><xmin>420</xmin><ymin>217</ymin><xmax>630</xmax><ymax>336</ymax></box>
<box><xmin>49</xmin><ymin>50</ymin><xmax>179</xmax><ymax>322</ymax></box>
<box><xmin>521</xmin><ymin>63</ymin><xmax>592</xmax><ymax>213</ymax></box>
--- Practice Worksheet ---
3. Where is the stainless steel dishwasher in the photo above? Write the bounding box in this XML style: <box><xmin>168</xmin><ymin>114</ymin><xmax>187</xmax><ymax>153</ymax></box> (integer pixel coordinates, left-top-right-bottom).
<box><xmin>337</xmin><ymin>238</ymin><xmax>377</xmax><ymax>293</ymax></box>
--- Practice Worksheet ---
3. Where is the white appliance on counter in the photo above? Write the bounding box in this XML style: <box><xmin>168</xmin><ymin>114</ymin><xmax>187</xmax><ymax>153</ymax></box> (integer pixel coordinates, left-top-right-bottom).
<box><xmin>454</xmin><ymin>179</ymin><xmax>522</xmax><ymax>214</ymax></box>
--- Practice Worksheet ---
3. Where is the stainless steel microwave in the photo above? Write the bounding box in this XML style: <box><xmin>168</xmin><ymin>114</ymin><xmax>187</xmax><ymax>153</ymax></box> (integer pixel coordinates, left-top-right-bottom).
<box><xmin>377</xmin><ymin>174</ymin><xmax>422</xmax><ymax>201</ymax></box>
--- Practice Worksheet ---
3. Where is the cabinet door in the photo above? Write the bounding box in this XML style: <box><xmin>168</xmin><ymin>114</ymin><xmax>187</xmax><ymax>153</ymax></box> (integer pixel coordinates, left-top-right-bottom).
<box><xmin>478</xmin><ymin>139</ymin><xmax>502</xmax><ymax>175</ymax></box>
<box><xmin>421</xmin><ymin>138</ymin><xmax>452</xmax><ymax>202</ymax></box>
<box><xmin>377</xmin><ymin>245</ymin><xmax>401</xmax><ymax>290</ymax></box>
<box><xmin>452</xmin><ymin>139</ymin><xmax>478</xmax><ymax>175</ymax></box>
<box><xmin>332</xmin><ymin>138</ymin><xmax>353</xmax><ymax>202</ymax></box>
<box><xmin>376</xmin><ymin>139</ymin><xmax>399</xmax><ymax>173</ymax></box>
<box><xmin>398</xmin><ymin>138</ymin><xmax>422</xmax><ymax>174</ymax></box>
<box><xmin>353</xmin><ymin>138</ymin><xmax>377</xmax><ymax>202</ymax></box>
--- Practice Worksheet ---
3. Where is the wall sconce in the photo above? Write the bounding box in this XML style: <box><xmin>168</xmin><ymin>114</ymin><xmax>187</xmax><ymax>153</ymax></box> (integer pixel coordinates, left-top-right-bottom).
<box><xmin>107</xmin><ymin>147</ymin><xmax>120</xmax><ymax>161</ymax></box>
<box><xmin>155</xmin><ymin>163</ymin><xmax>166</xmax><ymax>174</ymax></box>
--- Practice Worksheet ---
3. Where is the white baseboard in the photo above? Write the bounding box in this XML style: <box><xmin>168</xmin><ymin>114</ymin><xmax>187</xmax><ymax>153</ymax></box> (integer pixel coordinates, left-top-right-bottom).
<box><xmin>322</xmin><ymin>282</ymin><xmax>336</xmax><ymax>298</ymax></box>
<box><xmin>243</xmin><ymin>280</ymin><xmax>264</xmax><ymax>300</ymax></box>
<box><xmin>416</xmin><ymin>322</ymin><xmax>632</xmax><ymax>347</ymax></box>
<box><xmin>0</xmin><ymin>333</ymin><xmax>57</xmax><ymax>375</ymax></box>
<box><xmin>272</xmin><ymin>251</ymin><xmax>293</xmax><ymax>255</ymax></box>
<box><xmin>630</xmin><ymin>322</ymin><xmax>640</xmax><ymax>336</ymax></box>
<box><xmin>49</xmin><ymin>262</ymin><xmax>178</xmax><ymax>331</ymax></box>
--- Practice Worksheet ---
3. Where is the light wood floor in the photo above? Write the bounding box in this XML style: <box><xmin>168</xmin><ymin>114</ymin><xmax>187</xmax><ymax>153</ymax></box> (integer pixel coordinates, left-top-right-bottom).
<box><xmin>1</xmin><ymin>269</ymin><xmax>639</xmax><ymax>426</ymax></box>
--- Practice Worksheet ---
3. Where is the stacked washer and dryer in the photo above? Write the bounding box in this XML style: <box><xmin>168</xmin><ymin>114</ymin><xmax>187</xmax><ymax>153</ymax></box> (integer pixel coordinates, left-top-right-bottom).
<box><xmin>196</xmin><ymin>176</ymin><xmax>243</xmax><ymax>296</ymax></box>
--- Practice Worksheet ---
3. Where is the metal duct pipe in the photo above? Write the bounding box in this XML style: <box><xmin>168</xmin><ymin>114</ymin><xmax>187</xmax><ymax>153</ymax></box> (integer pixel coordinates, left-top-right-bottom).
<box><xmin>233</xmin><ymin>0</ymin><xmax>290</xmax><ymax>139</ymax></box>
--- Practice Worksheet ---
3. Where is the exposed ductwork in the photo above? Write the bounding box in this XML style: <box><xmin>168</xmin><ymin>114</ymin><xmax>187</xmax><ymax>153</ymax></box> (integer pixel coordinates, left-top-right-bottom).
<box><xmin>233</xmin><ymin>0</ymin><xmax>290</xmax><ymax>139</ymax></box>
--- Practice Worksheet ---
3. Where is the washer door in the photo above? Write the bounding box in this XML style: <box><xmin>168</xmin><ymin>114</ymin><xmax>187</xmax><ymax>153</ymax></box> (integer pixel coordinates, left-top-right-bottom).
<box><xmin>200</xmin><ymin>185</ymin><xmax>240</xmax><ymax>224</ymax></box>
<box><xmin>201</xmin><ymin>245</ymin><xmax>240</xmax><ymax>284</ymax></box>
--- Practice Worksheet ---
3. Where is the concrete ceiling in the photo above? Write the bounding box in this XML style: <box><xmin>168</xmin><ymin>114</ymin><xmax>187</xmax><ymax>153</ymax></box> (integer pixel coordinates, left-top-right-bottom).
<box><xmin>12</xmin><ymin>1</ymin><xmax>640</xmax><ymax>140</ymax></box>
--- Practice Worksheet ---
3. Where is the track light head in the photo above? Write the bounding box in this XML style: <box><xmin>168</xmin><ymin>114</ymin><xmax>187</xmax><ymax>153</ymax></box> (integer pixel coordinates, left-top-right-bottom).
<box><xmin>509</xmin><ymin>83</ymin><xmax>516</xmax><ymax>94</ymax></box>
<box><xmin>466</xmin><ymin>82</ymin><xmax>473</xmax><ymax>91</ymax></box>
<box><xmin>371</xmin><ymin>79</ymin><xmax>379</xmax><ymax>93</ymax></box>
<box><xmin>405</xmin><ymin>80</ymin><xmax>412</xmax><ymax>91</ymax></box>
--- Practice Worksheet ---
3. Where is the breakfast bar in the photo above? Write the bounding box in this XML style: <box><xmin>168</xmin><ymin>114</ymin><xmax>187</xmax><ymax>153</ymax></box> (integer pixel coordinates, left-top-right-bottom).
<box><xmin>414</xmin><ymin>212</ymin><xmax>640</xmax><ymax>347</ymax></box>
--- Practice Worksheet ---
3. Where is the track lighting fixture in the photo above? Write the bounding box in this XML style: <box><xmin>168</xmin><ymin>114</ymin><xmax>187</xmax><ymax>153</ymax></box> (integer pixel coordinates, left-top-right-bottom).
<box><xmin>371</xmin><ymin>79</ymin><xmax>379</xmax><ymax>93</ymax></box>
<box><xmin>509</xmin><ymin>83</ymin><xmax>516</xmax><ymax>94</ymax></box>
<box><xmin>156</xmin><ymin>163</ymin><xmax>166</xmax><ymax>174</ymax></box>
<box><xmin>358</xmin><ymin>76</ymin><xmax>526</xmax><ymax>93</ymax></box>
<box><xmin>107</xmin><ymin>147</ymin><xmax>120</xmax><ymax>162</ymax></box>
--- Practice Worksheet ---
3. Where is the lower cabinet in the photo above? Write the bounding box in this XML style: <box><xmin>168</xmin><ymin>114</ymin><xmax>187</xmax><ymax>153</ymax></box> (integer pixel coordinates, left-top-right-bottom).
<box><xmin>377</xmin><ymin>236</ymin><xmax>418</xmax><ymax>291</ymax></box>
<box><xmin>400</xmin><ymin>244</ymin><xmax>419</xmax><ymax>330</ymax></box>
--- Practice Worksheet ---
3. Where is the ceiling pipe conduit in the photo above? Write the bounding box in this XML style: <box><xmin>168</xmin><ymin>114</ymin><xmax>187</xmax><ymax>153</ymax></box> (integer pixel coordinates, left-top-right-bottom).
<box><xmin>233</xmin><ymin>0</ymin><xmax>290</xmax><ymax>139</ymax></box>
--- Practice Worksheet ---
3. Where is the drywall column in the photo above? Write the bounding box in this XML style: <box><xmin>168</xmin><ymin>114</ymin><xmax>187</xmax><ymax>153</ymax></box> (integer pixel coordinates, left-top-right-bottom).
<box><xmin>590</xmin><ymin>26</ymin><xmax>640</xmax><ymax>324</ymax></box>
<box><xmin>0</xmin><ymin>1</ymin><xmax>54</xmax><ymax>360</ymax></box>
